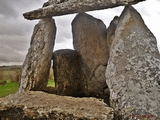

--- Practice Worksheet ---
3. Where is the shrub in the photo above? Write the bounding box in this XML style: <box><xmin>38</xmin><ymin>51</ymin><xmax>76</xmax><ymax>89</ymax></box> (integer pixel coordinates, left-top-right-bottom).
<box><xmin>10</xmin><ymin>70</ymin><xmax>21</xmax><ymax>82</ymax></box>
<box><xmin>0</xmin><ymin>80</ymin><xmax>6</xmax><ymax>85</ymax></box>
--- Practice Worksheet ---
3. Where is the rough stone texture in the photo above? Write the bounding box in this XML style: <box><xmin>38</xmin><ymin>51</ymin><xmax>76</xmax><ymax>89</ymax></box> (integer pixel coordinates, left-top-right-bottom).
<box><xmin>0</xmin><ymin>91</ymin><xmax>114</xmax><ymax>120</ymax></box>
<box><xmin>105</xmin><ymin>6</ymin><xmax>160</xmax><ymax>119</ymax></box>
<box><xmin>23</xmin><ymin>0</ymin><xmax>145</xmax><ymax>20</ymax></box>
<box><xmin>52</xmin><ymin>49</ymin><xmax>86</xmax><ymax>97</ymax></box>
<box><xmin>72</xmin><ymin>13</ymin><xmax>109</xmax><ymax>99</ymax></box>
<box><xmin>43</xmin><ymin>0</ymin><xmax>68</xmax><ymax>7</ymax></box>
<box><xmin>106</xmin><ymin>16</ymin><xmax>119</xmax><ymax>55</ymax></box>
<box><xmin>18</xmin><ymin>18</ymin><xmax>56</xmax><ymax>93</ymax></box>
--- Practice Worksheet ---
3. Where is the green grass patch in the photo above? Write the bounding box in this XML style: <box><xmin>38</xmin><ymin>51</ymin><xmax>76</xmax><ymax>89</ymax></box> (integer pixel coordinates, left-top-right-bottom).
<box><xmin>0</xmin><ymin>80</ymin><xmax>18</xmax><ymax>98</ymax></box>
<box><xmin>47</xmin><ymin>79</ymin><xmax>55</xmax><ymax>87</ymax></box>
<box><xmin>0</xmin><ymin>79</ymin><xmax>55</xmax><ymax>98</ymax></box>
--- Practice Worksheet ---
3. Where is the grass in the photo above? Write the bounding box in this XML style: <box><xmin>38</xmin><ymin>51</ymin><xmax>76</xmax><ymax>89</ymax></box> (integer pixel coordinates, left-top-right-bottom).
<box><xmin>0</xmin><ymin>66</ymin><xmax>55</xmax><ymax>98</ymax></box>
<box><xmin>3</xmin><ymin>70</ymin><xmax>15</xmax><ymax>75</ymax></box>
<box><xmin>47</xmin><ymin>79</ymin><xmax>55</xmax><ymax>87</ymax></box>
<box><xmin>0</xmin><ymin>79</ymin><xmax>55</xmax><ymax>98</ymax></box>
<box><xmin>0</xmin><ymin>80</ymin><xmax>18</xmax><ymax>98</ymax></box>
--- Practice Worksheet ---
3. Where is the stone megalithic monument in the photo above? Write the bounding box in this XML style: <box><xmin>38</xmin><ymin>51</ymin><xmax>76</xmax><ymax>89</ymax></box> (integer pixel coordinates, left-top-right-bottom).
<box><xmin>52</xmin><ymin>49</ymin><xmax>86</xmax><ymax>97</ymax></box>
<box><xmin>72</xmin><ymin>13</ymin><xmax>109</xmax><ymax>100</ymax></box>
<box><xmin>18</xmin><ymin>18</ymin><xmax>56</xmax><ymax>93</ymax></box>
<box><xmin>3</xmin><ymin>0</ymin><xmax>160</xmax><ymax>119</ymax></box>
<box><xmin>106</xmin><ymin>6</ymin><xmax>160</xmax><ymax>119</ymax></box>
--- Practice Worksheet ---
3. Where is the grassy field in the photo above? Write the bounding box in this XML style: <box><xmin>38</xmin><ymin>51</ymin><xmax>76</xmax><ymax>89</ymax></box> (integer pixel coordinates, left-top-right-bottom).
<box><xmin>0</xmin><ymin>79</ymin><xmax>55</xmax><ymax>98</ymax></box>
<box><xmin>0</xmin><ymin>65</ymin><xmax>55</xmax><ymax>98</ymax></box>
<box><xmin>0</xmin><ymin>80</ymin><xmax>18</xmax><ymax>98</ymax></box>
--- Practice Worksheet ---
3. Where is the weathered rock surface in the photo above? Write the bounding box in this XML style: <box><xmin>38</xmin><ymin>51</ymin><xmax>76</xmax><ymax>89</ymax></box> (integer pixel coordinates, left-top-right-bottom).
<box><xmin>106</xmin><ymin>16</ymin><xmax>119</xmax><ymax>55</ymax></box>
<box><xmin>43</xmin><ymin>0</ymin><xmax>68</xmax><ymax>7</ymax></box>
<box><xmin>72</xmin><ymin>13</ymin><xmax>109</xmax><ymax>99</ymax></box>
<box><xmin>18</xmin><ymin>18</ymin><xmax>56</xmax><ymax>93</ymax></box>
<box><xmin>0</xmin><ymin>91</ymin><xmax>114</xmax><ymax>120</ymax></box>
<box><xmin>23</xmin><ymin>0</ymin><xmax>145</xmax><ymax>20</ymax></box>
<box><xmin>52</xmin><ymin>49</ymin><xmax>86</xmax><ymax>97</ymax></box>
<box><xmin>106</xmin><ymin>6</ymin><xmax>160</xmax><ymax>119</ymax></box>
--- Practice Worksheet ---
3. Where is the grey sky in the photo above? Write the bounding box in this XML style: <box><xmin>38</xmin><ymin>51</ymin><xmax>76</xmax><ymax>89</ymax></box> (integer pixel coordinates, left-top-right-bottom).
<box><xmin>0</xmin><ymin>0</ymin><xmax>160</xmax><ymax>65</ymax></box>
<box><xmin>0</xmin><ymin>0</ymin><xmax>45</xmax><ymax>65</ymax></box>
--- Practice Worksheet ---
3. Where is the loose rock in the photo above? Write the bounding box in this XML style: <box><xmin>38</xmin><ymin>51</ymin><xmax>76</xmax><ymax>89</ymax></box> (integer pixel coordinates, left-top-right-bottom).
<box><xmin>0</xmin><ymin>91</ymin><xmax>114</xmax><ymax>120</ymax></box>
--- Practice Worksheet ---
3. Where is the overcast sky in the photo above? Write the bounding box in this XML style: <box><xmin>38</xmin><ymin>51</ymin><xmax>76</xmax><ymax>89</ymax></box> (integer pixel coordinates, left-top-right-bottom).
<box><xmin>0</xmin><ymin>0</ymin><xmax>160</xmax><ymax>66</ymax></box>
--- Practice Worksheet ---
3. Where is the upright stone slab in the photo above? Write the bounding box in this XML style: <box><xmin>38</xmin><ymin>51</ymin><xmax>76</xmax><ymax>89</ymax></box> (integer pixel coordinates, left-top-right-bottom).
<box><xmin>106</xmin><ymin>6</ymin><xmax>160</xmax><ymax>119</ymax></box>
<box><xmin>72</xmin><ymin>13</ymin><xmax>109</xmax><ymax>98</ymax></box>
<box><xmin>52</xmin><ymin>49</ymin><xmax>86</xmax><ymax>97</ymax></box>
<box><xmin>18</xmin><ymin>18</ymin><xmax>56</xmax><ymax>93</ymax></box>
<box><xmin>106</xmin><ymin>16</ymin><xmax>119</xmax><ymax>55</ymax></box>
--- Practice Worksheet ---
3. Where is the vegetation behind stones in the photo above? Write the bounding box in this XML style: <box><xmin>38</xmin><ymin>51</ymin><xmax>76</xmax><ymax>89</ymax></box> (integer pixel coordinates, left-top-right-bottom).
<box><xmin>0</xmin><ymin>65</ymin><xmax>54</xmax><ymax>98</ymax></box>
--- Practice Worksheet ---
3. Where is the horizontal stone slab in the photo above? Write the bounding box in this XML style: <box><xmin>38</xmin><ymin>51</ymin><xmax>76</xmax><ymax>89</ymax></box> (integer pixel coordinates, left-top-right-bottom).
<box><xmin>0</xmin><ymin>91</ymin><xmax>114</xmax><ymax>119</ymax></box>
<box><xmin>23</xmin><ymin>0</ymin><xmax>145</xmax><ymax>20</ymax></box>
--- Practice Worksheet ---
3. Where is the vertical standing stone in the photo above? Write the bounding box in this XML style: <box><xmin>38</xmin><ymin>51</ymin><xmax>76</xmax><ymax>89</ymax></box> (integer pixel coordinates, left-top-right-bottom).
<box><xmin>53</xmin><ymin>49</ymin><xmax>86</xmax><ymax>96</ymax></box>
<box><xmin>72</xmin><ymin>13</ymin><xmax>109</xmax><ymax>98</ymax></box>
<box><xmin>106</xmin><ymin>16</ymin><xmax>119</xmax><ymax>55</ymax></box>
<box><xmin>18</xmin><ymin>18</ymin><xmax>56</xmax><ymax>93</ymax></box>
<box><xmin>106</xmin><ymin>6</ymin><xmax>160</xmax><ymax>119</ymax></box>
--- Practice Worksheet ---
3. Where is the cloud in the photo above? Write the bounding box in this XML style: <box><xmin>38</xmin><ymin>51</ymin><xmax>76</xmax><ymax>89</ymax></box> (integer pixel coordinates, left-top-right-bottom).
<box><xmin>53</xmin><ymin>6</ymin><xmax>124</xmax><ymax>51</ymax></box>
<box><xmin>0</xmin><ymin>35</ymin><xmax>30</xmax><ymax>63</ymax></box>
<box><xmin>54</xmin><ymin>14</ymin><xmax>76</xmax><ymax>44</ymax></box>
<box><xmin>0</xmin><ymin>1</ymin><xmax>19</xmax><ymax>18</ymax></box>
<box><xmin>0</xmin><ymin>0</ymin><xmax>46</xmax><ymax>35</ymax></box>
<box><xmin>0</xmin><ymin>0</ymin><xmax>46</xmax><ymax>19</ymax></box>
<box><xmin>134</xmin><ymin>0</ymin><xmax>160</xmax><ymax>47</ymax></box>
<box><xmin>54</xmin><ymin>39</ymin><xmax>74</xmax><ymax>51</ymax></box>
<box><xmin>0</xmin><ymin>0</ymin><xmax>46</xmax><ymax>65</ymax></box>
<box><xmin>87</xmin><ymin>7</ymin><xmax>123</xmax><ymax>27</ymax></box>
